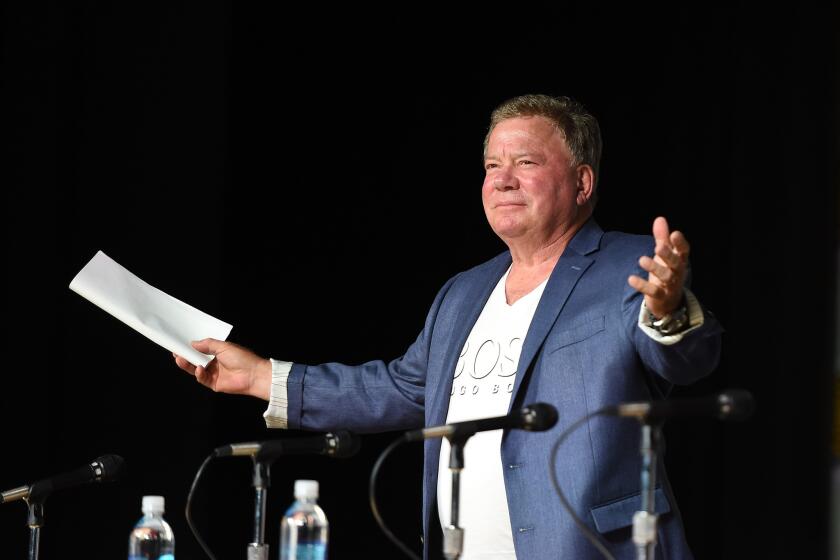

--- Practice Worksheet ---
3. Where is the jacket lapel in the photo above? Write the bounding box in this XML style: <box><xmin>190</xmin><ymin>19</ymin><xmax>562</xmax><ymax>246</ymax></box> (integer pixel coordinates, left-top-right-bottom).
<box><xmin>507</xmin><ymin>219</ymin><xmax>604</xmax><ymax>412</ymax></box>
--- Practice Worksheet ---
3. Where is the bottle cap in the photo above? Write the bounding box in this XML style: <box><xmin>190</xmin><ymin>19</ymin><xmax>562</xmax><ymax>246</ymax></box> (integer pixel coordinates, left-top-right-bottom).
<box><xmin>141</xmin><ymin>495</ymin><xmax>165</xmax><ymax>514</ymax></box>
<box><xmin>294</xmin><ymin>479</ymin><xmax>319</xmax><ymax>500</ymax></box>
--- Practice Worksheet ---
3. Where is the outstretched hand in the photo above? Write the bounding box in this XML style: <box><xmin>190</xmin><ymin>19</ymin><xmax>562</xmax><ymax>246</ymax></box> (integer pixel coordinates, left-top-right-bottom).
<box><xmin>173</xmin><ymin>339</ymin><xmax>271</xmax><ymax>400</ymax></box>
<box><xmin>628</xmin><ymin>216</ymin><xmax>690</xmax><ymax>318</ymax></box>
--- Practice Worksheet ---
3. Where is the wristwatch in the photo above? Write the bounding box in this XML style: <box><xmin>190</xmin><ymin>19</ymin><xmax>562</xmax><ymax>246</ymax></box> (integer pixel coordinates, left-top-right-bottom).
<box><xmin>646</xmin><ymin>301</ymin><xmax>690</xmax><ymax>335</ymax></box>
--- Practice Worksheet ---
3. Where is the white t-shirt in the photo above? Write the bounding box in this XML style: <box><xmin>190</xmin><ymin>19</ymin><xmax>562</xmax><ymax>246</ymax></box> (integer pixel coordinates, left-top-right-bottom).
<box><xmin>437</xmin><ymin>267</ymin><xmax>547</xmax><ymax>559</ymax></box>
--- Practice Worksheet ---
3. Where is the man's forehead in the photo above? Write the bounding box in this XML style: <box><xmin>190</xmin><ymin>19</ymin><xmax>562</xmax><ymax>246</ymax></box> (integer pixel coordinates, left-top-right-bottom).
<box><xmin>486</xmin><ymin>116</ymin><xmax>568</xmax><ymax>156</ymax></box>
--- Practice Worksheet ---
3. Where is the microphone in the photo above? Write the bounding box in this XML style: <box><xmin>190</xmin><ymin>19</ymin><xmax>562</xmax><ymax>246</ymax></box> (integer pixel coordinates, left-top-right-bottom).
<box><xmin>609</xmin><ymin>389</ymin><xmax>755</xmax><ymax>422</ymax></box>
<box><xmin>214</xmin><ymin>431</ymin><xmax>361</xmax><ymax>461</ymax></box>
<box><xmin>405</xmin><ymin>402</ymin><xmax>558</xmax><ymax>442</ymax></box>
<box><xmin>1</xmin><ymin>454</ymin><xmax>125</xmax><ymax>504</ymax></box>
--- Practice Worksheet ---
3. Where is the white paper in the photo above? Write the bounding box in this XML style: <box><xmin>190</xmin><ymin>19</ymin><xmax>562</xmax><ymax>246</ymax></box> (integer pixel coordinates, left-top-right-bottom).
<box><xmin>69</xmin><ymin>251</ymin><xmax>233</xmax><ymax>367</ymax></box>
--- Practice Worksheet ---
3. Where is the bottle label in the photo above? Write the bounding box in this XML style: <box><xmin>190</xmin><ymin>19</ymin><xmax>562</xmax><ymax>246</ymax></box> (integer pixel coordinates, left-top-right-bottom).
<box><xmin>286</xmin><ymin>544</ymin><xmax>326</xmax><ymax>560</ymax></box>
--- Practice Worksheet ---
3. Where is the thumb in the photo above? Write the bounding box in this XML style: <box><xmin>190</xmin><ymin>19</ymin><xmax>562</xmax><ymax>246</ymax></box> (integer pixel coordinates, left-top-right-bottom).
<box><xmin>192</xmin><ymin>338</ymin><xmax>226</xmax><ymax>355</ymax></box>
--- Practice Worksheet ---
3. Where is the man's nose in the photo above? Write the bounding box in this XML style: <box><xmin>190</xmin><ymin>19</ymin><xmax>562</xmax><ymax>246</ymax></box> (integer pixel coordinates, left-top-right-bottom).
<box><xmin>493</xmin><ymin>167</ymin><xmax>519</xmax><ymax>190</ymax></box>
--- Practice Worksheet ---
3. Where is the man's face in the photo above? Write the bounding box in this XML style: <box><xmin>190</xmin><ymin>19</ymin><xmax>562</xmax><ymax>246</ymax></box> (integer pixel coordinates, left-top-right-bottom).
<box><xmin>482</xmin><ymin>116</ymin><xmax>590</xmax><ymax>246</ymax></box>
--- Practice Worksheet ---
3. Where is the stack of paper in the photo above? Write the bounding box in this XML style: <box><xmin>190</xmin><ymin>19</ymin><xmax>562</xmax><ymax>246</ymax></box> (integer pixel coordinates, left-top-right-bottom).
<box><xmin>69</xmin><ymin>251</ymin><xmax>233</xmax><ymax>367</ymax></box>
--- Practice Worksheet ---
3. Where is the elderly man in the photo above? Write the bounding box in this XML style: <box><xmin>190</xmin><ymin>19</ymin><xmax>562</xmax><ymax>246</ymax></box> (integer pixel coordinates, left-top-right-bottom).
<box><xmin>175</xmin><ymin>94</ymin><xmax>722</xmax><ymax>559</ymax></box>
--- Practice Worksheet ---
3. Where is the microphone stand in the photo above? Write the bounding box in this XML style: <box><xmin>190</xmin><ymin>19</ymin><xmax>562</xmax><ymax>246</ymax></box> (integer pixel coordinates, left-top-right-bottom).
<box><xmin>443</xmin><ymin>437</ymin><xmax>466</xmax><ymax>560</ymax></box>
<box><xmin>247</xmin><ymin>459</ymin><xmax>270</xmax><ymax>560</ymax></box>
<box><xmin>633</xmin><ymin>422</ymin><xmax>662</xmax><ymax>560</ymax></box>
<box><xmin>26</xmin><ymin>499</ymin><xmax>44</xmax><ymax>560</ymax></box>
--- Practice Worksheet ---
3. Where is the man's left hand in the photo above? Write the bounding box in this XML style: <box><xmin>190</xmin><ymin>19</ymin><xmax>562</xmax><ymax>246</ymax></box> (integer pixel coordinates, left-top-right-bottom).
<box><xmin>628</xmin><ymin>216</ymin><xmax>690</xmax><ymax>318</ymax></box>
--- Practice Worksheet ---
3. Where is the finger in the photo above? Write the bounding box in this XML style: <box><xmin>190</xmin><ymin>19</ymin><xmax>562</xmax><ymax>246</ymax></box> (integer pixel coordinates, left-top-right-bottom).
<box><xmin>670</xmin><ymin>230</ymin><xmax>691</xmax><ymax>258</ymax></box>
<box><xmin>652</xmin><ymin>216</ymin><xmax>671</xmax><ymax>246</ymax></box>
<box><xmin>192</xmin><ymin>338</ymin><xmax>225</xmax><ymax>355</ymax></box>
<box><xmin>195</xmin><ymin>365</ymin><xmax>213</xmax><ymax>387</ymax></box>
<box><xmin>628</xmin><ymin>275</ymin><xmax>665</xmax><ymax>298</ymax></box>
<box><xmin>174</xmin><ymin>355</ymin><xmax>197</xmax><ymax>376</ymax></box>
<box><xmin>639</xmin><ymin>256</ymin><xmax>673</xmax><ymax>284</ymax></box>
<box><xmin>654</xmin><ymin>243</ymin><xmax>682</xmax><ymax>270</ymax></box>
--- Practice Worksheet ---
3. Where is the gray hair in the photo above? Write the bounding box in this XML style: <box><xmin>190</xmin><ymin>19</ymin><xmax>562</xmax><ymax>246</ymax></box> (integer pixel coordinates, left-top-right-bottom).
<box><xmin>483</xmin><ymin>94</ymin><xmax>603</xmax><ymax>187</ymax></box>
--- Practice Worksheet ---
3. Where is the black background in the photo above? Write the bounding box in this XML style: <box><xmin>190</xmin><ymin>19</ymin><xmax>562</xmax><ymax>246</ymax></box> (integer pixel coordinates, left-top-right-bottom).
<box><xmin>3</xmin><ymin>2</ymin><xmax>838</xmax><ymax>559</ymax></box>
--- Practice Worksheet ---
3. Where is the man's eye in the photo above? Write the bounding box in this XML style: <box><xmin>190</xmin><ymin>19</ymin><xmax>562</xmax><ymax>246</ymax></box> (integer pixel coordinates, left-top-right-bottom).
<box><xmin>518</xmin><ymin>160</ymin><xmax>535</xmax><ymax>166</ymax></box>
<box><xmin>485</xmin><ymin>162</ymin><xmax>499</xmax><ymax>170</ymax></box>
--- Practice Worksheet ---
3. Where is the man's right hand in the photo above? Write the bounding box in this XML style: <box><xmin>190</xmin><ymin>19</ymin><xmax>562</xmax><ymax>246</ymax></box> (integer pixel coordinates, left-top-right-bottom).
<box><xmin>173</xmin><ymin>339</ymin><xmax>272</xmax><ymax>401</ymax></box>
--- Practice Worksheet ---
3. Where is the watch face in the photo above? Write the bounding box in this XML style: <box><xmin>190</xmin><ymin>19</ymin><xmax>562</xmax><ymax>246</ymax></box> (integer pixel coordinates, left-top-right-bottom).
<box><xmin>653</xmin><ymin>315</ymin><xmax>672</xmax><ymax>328</ymax></box>
<box><xmin>660</xmin><ymin>323</ymin><xmax>680</xmax><ymax>335</ymax></box>
<box><xmin>652</xmin><ymin>306</ymin><xmax>689</xmax><ymax>334</ymax></box>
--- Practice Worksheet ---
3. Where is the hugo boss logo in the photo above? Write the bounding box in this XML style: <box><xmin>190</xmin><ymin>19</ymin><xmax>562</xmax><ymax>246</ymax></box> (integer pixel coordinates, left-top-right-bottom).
<box><xmin>454</xmin><ymin>337</ymin><xmax>523</xmax><ymax>380</ymax></box>
<box><xmin>450</xmin><ymin>382</ymin><xmax>514</xmax><ymax>397</ymax></box>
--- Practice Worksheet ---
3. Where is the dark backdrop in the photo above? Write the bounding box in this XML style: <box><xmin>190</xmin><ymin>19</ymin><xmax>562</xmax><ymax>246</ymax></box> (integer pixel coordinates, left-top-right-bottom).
<box><xmin>3</xmin><ymin>3</ymin><xmax>837</xmax><ymax>559</ymax></box>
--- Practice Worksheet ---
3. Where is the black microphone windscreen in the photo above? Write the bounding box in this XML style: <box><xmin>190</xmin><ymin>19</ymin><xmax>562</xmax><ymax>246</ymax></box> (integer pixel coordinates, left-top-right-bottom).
<box><xmin>329</xmin><ymin>431</ymin><xmax>362</xmax><ymax>458</ymax></box>
<box><xmin>95</xmin><ymin>454</ymin><xmax>126</xmax><ymax>482</ymax></box>
<box><xmin>717</xmin><ymin>390</ymin><xmax>755</xmax><ymax>421</ymax></box>
<box><xmin>28</xmin><ymin>454</ymin><xmax>126</xmax><ymax>502</ymax></box>
<box><xmin>522</xmin><ymin>403</ymin><xmax>559</xmax><ymax>431</ymax></box>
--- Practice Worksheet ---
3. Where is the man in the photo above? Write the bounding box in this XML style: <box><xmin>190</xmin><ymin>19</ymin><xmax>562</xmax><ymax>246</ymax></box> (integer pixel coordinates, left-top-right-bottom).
<box><xmin>174</xmin><ymin>94</ymin><xmax>722</xmax><ymax>559</ymax></box>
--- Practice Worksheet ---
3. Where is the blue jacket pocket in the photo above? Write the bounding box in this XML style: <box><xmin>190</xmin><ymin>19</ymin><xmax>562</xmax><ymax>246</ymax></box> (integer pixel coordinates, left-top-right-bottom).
<box><xmin>589</xmin><ymin>487</ymin><xmax>671</xmax><ymax>533</ymax></box>
<box><xmin>547</xmin><ymin>315</ymin><xmax>606</xmax><ymax>353</ymax></box>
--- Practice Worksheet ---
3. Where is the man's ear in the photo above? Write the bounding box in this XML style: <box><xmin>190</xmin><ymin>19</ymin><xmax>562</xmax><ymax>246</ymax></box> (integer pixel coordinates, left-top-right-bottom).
<box><xmin>575</xmin><ymin>164</ymin><xmax>595</xmax><ymax>207</ymax></box>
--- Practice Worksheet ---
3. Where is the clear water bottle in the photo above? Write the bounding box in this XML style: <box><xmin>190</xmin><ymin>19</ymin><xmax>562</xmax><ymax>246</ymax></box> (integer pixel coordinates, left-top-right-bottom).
<box><xmin>128</xmin><ymin>495</ymin><xmax>175</xmax><ymax>560</ymax></box>
<box><xmin>280</xmin><ymin>480</ymin><xmax>328</xmax><ymax>560</ymax></box>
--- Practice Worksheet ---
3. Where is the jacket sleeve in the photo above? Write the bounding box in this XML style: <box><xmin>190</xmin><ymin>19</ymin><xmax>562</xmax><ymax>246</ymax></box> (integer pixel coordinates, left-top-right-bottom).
<box><xmin>285</xmin><ymin>275</ymin><xmax>459</xmax><ymax>433</ymax></box>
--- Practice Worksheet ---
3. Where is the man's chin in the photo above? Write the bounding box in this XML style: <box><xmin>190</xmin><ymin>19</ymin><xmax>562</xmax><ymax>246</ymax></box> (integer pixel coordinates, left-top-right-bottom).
<box><xmin>489</xmin><ymin>222</ymin><xmax>529</xmax><ymax>241</ymax></box>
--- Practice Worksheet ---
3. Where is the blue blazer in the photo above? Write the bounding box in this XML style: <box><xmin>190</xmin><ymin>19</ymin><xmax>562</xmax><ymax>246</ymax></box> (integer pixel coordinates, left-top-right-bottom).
<box><xmin>285</xmin><ymin>219</ymin><xmax>722</xmax><ymax>559</ymax></box>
